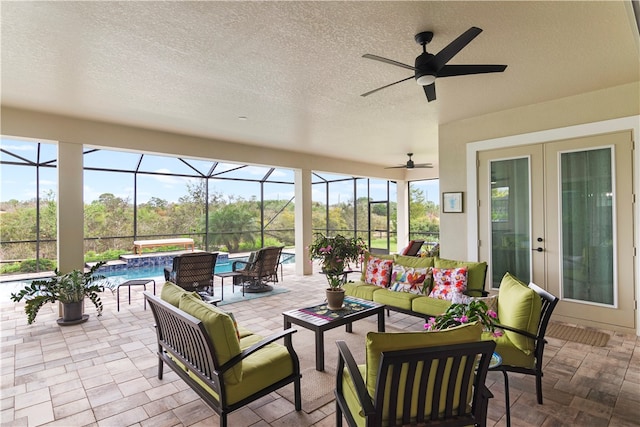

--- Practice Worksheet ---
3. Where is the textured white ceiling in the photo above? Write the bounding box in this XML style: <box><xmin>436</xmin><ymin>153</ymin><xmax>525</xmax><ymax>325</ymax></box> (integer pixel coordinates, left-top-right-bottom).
<box><xmin>1</xmin><ymin>1</ymin><xmax>638</xmax><ymax>169</ymax></box>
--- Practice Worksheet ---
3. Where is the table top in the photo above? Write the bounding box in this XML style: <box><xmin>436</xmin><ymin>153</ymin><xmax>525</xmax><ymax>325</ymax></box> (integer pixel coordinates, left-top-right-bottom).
<box><xmin>282</xmin><ymin>296</ymin><xmax>384</xmax><ymax>327</ymax></box>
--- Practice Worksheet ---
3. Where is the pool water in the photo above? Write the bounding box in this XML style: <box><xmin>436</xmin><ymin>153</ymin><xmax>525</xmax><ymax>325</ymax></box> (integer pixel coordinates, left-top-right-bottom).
<box><xmin>101</xmin><ymin>252</ymin><xmax>295</xmax><ymax>282</ymax></box>
<box><xmin>101</xmin><ymin>258</ymin><xmax>246</xmax><ymax>281</ymax></box>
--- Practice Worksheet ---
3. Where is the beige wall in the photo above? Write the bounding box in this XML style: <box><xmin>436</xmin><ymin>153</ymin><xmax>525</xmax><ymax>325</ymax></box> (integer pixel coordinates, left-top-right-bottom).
<box><xmin>438</xmin><ymin>81</ymin><xmax>640</xmax><ymax>260</ymax></box>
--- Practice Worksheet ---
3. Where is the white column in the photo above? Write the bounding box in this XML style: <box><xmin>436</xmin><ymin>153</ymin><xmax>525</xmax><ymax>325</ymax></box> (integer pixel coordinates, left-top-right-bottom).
<box><xmin>396</xmin><ymin>180</ymin><xmax>409</xmax><ymax>252</ymax></box>
<box><xmin>57</xmin><ymin>142</ymin><xmax>85</xmax><ymax>273</ymax></box>
<box><xmin>294</xmin><ymin>168</ymin><xmax>313</xmax><ymax>275</ymax></box>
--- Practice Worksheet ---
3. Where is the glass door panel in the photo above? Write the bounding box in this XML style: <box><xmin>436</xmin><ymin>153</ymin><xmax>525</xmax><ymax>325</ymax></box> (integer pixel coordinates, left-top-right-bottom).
<box><xmin>560</xmin><ymin>148</ymin><xmax>614</xmax><ymax>305</ymax></box>
<box><xmin>490</xmin><ymin>158</ymin><xmax>531</xmax><ymax>287</ymax></box>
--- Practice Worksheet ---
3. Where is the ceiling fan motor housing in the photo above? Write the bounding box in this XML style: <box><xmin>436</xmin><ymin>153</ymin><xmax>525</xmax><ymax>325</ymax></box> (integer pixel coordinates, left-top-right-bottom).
<box><xmin>414</xmin><ymin>52</ymin><xmax>436</xmax><ymax>84</ymax></box>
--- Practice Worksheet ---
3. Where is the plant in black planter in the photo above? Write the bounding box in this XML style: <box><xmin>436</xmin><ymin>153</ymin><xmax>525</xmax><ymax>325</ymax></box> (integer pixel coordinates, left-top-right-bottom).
<box><xmin>11</xmin><ymin>261</ymin><xmax>110</xmax><ymax>325</ymax></box>
<box><xmin>308</xmin><ymin>233</ymin><xmax>367</xmax><ymax>309</ymax></box>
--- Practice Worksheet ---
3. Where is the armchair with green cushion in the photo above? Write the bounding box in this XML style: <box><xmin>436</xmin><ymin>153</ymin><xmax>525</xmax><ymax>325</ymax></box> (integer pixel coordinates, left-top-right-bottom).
<box><xmin>335</xmin><ymin>323</ymin><xmax>496</xmax><ymax>427</ymax></box>
<box><xmin>146</xmin><ymin>288</ymin><xmax>301</xmax><ymax>427</ymax></box>
<box><xmin>483</xmin><ymin>273</ymin><xmax>559</xmax><ymax>427</ymax></box>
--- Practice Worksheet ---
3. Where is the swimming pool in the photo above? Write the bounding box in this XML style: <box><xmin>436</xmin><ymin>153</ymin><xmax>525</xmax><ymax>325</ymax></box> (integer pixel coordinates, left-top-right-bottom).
<box><xmin>100</xmin><ymin>252</ymin><xmax>295</xmax><ymax>281</ymax></box>
<box><xmin>101</xmin><ymin>258</ymin><xmax>245</xmax><ymax>280</ymax></box>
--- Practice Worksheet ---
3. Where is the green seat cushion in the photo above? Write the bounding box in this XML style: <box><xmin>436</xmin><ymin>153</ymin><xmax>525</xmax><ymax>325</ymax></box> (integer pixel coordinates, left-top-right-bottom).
<box><xmin>411</xmin><ymin>296</ymin><xmax>452</xmax><ymax>317</ymax></box>
<box><xmin>160</xmin><ymin>281</ymin><xmax>200</xmax><ymax>306</ymax></box>
<box><xmin>340</xmin><ymin>364</ymin><xmax>368</xmax><ymax>427</ymax></box>
<box><xmin>372</xmin><ymin>289</ymin><xmax>420</xmax><ymax>310</ymax></box>
<box><xmin>343</xmin><ymin>282</ymin><xmax>383</xmax><ymax>300</ymax></box>
<box><xmin>178</xmin><ymin>292</ymin><xmax>243</xmax><ymax>384</ymax></box>
<box><xmin>497</xmin><ymin>273</ymin><xmax>542</xmax><ymax>355</ymax></box>
<box><xmin>186</xmin><ymin>341</ymin><xmax>294</xmax><ymax>406</ymax></box>
<box><xmin>434</xmin><ymin>258</ymin><xmax>487</xmax><ymax>295</ymax></box>
<box><xmin>365</xmin><ymin>323</ymin><xmax>482</xmax><ymax>397</ymax></box>
<box><xmin>481</xmin><ymin>331</ymin><xmax>535</xmax><ymax>369</ymax></box>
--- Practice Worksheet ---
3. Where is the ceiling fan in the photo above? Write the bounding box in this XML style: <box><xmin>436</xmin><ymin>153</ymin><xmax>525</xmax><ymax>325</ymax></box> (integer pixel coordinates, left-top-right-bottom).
<box><xmin>386</xmin><ymin>153</ymin><xmax>433</xmax><ymax>169</ymax></box>
<box><xmin>361</xmin><ymin>27</ymin><xmax>507</xmax><ymax>102</ymax></box>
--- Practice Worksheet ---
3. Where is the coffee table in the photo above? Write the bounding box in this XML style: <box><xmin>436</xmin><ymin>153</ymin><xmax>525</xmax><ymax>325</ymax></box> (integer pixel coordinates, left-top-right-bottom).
<box><xmin>282</xmin><ymin>296</ymin><xmax>385</xmax><ymax>371</ymax></box>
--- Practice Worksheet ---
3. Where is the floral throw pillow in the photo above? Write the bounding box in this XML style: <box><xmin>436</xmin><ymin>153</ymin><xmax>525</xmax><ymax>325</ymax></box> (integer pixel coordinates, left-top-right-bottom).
<box><xmin>429</xmin><ymin>267</ymin><xmax>468</xmax><ymax>301</ymax></box>
<box><xmin>364</xmin><ymin>257</ymin><xmax>393</xmax><ymax>287</ymax></box>
<box><xmin>389</xmin><ymin>265</ymin><xmax>432</xmax><ymax>295</ymax></box>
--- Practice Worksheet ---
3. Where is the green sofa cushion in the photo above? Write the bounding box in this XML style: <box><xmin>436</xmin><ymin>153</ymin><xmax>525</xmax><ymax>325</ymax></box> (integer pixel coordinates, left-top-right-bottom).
<box><xmin>497</xmin><ymin>273</ymin><xmax>542</xmax><ymax>355</ymax></box>
<box><xmin>372</xmin><ymin>289</ymin><xmax>420</xmax><ymax>310</ymax></box>
<box><xmin>393</xmin><ymin>255</ymin><xmax>435</xmax><ymax>269</ymax></box>
<box><xmin>160</xmin><ymin>281</ymin><xmax>201</xmax><ymax>307</ymax></box>
<box><xmin>178</xmin><ymin>292</ymin><xmax>243</xmax><ymax>384</ymax></box>
<box><xmin>343</xmin><ymin>282</ymin><xmax>383</xmax><ymax>300</ymax></box>
<box><xmin>365</xmin><ymin>323</ymin><xmax>483</xmax><ymax>397</ymax></box>
<box><xmin>411</xmin><ymin>295</ymin><xmax>452</xmax><ymax>317</ymax></box>
<box><xmin>434</xmin><ymin>257</ymin><xmax>487</xmax><ymax>295</ymax></box>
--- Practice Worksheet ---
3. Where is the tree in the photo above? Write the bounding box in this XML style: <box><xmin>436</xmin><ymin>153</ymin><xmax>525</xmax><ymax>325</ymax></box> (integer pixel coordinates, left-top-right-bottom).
<box><xmin>206</xmin><ymin>197</ymin><xmax>259</xmax><ymax>252</ymax></box>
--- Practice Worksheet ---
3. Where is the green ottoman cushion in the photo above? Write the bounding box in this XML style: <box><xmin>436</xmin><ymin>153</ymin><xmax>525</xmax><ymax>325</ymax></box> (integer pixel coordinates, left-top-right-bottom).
<box><xmin>497</xmin><ymin>273</ymin><xmax>542</xmax><ymax>355</ymax></box>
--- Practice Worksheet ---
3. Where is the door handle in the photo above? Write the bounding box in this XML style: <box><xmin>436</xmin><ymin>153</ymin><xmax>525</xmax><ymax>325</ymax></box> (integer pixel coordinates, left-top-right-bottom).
<box><xmin>532</xmin><ymin>247</ymin><xmax>544</xmax><ymax>252</ymax></box>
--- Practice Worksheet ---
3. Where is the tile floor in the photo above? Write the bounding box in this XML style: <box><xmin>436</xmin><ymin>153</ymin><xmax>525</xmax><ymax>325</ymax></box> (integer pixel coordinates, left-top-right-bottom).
<box><xmin>1</xmin><ymin>264</ymin><xmax>639</xmax><ymax>426</ymax></box>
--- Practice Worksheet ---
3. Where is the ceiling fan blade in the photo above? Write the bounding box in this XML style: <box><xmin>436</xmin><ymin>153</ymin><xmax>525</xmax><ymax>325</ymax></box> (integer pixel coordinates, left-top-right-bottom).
<box><xmin>431</xmin><ymin>27</ymin><xmax>483</xmax><ymax>70</ymax></box>
<box><xmin>361</xmin><ymin>75</ymin><xmax>414</xmax><ymax>97</ymax></box>
<box><xmin>438</xmin><ymin>64</ymin><xmax>507</xmax><ymax>77</ymax></box>
<box><xmin>423</xmin><ymin>83</ymin><xmax>436</xmax><ymax>102</ymax></box>
<box><xmin>413</xmin><ymin>163</ymin><xmax>434</xmax><ymax>168</ymax></box>
<box><xmin>384</xmin><ymin>165</ymin><xmax>409</xmax><ymax>169</ymax></box>
<box><xmin>362</xmin><ymin>54</ymin><xmax>416</xmax><ymax>71</ymax></box>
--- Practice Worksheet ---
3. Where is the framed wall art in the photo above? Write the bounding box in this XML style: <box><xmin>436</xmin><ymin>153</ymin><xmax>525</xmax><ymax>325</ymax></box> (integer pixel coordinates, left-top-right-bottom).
<box><xmin>442</xmin><ymin>192</ymin><xmax>463</xmax><ymax>213</ymax></box>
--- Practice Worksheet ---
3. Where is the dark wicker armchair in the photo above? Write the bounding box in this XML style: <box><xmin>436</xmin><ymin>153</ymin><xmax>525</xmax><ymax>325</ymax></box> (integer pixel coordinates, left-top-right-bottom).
<box><xmin>164</xmin><ymin>252</ymin><xmax>219</xmax><ymax>301</ymax></box>
<box><xmin>232</xmin><ymin>246</ymin><xmax>283</xmax><ymax>294</ymax></box>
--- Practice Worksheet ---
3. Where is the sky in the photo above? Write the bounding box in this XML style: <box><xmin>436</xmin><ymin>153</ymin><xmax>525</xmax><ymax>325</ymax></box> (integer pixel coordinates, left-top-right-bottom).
<box><xmin>1</xmin><ymin>138</ymin><xmax>439</xmax><ymax>205</ymax></box>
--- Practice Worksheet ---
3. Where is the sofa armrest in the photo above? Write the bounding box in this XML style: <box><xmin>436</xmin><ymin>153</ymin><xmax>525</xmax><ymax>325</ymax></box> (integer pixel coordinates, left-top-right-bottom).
<box><xmin>219</xmin><ymin>328</ymin><xmax>297</xmax><ymax>373</ymax></box>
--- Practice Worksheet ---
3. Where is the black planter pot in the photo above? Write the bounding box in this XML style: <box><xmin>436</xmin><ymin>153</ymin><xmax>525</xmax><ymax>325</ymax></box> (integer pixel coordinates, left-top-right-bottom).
<box><xmin>57</xmin><ymin>301</ymin><xmax>89</xmax><ymax>326</ymax></box>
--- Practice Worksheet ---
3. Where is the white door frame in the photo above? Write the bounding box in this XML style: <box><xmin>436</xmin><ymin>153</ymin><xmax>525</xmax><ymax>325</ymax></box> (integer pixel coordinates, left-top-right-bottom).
<box><xmin>466</xmin><ymin>115</ymin><xmax>640</xmax><ymax>336</ymax></box>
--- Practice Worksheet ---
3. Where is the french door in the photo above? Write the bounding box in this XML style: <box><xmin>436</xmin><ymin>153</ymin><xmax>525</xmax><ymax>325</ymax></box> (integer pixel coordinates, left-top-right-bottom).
<box><xmin>478</xmin><ymin>131</ymin><xmax>634</xmax><ymax>330</ymax></box>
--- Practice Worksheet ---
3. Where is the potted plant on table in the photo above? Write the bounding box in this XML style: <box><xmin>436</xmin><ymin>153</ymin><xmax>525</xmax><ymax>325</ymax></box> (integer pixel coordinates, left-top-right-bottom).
<box><xmin>308</xmin><ymin>233</ymin><xmax>367</xmax><ymax>310</ymax></box>
<box><xmin>11</xmin><ymin>261</ymin><xmax>110</xmax><ymax>325</ymax></box>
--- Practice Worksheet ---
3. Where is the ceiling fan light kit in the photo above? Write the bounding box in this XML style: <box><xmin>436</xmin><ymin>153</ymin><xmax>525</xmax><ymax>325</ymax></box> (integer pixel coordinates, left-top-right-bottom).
<box><xmin>362</xmin><ymin>27</ymin><xmax>507</xmax><ymax>102</ymax></box>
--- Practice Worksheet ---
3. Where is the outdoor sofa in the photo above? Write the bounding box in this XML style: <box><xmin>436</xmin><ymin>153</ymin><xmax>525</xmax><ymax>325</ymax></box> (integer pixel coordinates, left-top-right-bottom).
<box><xmin>343</xmin><ymin>251</ymin><xmax>488</xmax><ymax>319</ymax></box>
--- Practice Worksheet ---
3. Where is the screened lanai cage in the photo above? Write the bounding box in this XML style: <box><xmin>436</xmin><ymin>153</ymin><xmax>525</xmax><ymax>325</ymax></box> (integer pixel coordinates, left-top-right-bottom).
<box><xmin>0</xmin><ymin>138</ymin><xmax>439</xmax><ymax>275</ymax></box>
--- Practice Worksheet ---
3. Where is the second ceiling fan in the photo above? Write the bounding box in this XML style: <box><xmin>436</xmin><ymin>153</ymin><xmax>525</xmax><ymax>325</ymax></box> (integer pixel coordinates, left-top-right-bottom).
<box><xmin>362</xmin><ymin>27</ymin><xmax>507</xmax><ymax>102</ymax></box>
<box><xmin>386</xmin><ymin>153</ymin><xmax>433</xmax><ymax>169</ymax></box>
